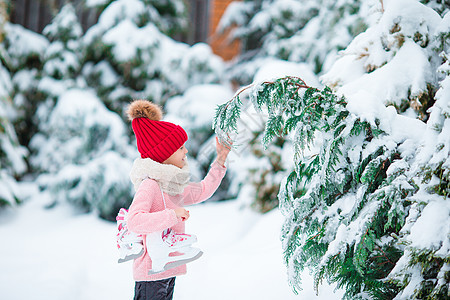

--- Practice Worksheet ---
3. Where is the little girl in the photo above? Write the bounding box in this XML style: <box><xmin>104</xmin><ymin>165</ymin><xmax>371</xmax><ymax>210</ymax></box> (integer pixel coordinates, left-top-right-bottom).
<box><xmin>126</xmin><ymin>99</ymin><xmax>230</xmax><ymax>300</ymax></box>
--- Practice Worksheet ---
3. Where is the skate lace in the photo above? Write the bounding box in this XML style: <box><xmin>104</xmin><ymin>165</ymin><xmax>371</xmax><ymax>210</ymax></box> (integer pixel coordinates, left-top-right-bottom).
<box><xmin>159</xmin><ymin>188</ymin><xmax>190</xmax><ymax>246</ymax></box>
<box><xmin>162</xmin><ymin>229</ymin><xmax>189</xmax><ymax>247</ymax></box>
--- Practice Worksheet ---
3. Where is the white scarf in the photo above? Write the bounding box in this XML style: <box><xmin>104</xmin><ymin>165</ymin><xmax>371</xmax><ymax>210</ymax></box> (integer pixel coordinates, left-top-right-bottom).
<box><xmin>130</xmin><ymin>158</ymin><xmax>190</xmax><ymax>196</ymax></box>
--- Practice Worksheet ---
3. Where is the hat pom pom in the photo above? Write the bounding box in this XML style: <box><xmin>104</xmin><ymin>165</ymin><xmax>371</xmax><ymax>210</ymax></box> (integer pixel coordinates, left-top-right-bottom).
<box><xmin>127</xmin><ymin>100</ymin><xmax>163</xmax><ymax>121</ymax></box>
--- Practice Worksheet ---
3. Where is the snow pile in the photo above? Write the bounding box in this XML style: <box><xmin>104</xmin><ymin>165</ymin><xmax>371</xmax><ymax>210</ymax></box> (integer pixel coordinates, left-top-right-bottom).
<box><xmin>0</xmin><ymin>188</ymin><xmax>343</xmax><ymax>300</ymax></box>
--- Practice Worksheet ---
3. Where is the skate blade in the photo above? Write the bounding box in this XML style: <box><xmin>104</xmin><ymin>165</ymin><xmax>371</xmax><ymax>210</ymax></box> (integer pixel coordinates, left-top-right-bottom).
<box><xmin>148</xmin><ymin>251</ymin><xmax>203</xmax><ymax>275</ymax></box>
<box><xmin>117</xmin><ymin>248</ymin><xmax>144</xmax><ymax>263</ymax></box>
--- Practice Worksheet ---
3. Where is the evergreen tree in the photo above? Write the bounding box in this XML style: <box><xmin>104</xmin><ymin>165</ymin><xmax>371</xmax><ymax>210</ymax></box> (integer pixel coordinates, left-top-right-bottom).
<box><xmin>36</xmin><ymin>3</ymin><xmax>83</xmax><ymax>127</ymax></box>
<box><xmin>40</xmin><ymin>3</ymin><xmax>82</xmax><ymax>87</ymax></box>
<box><xmin>82</xmin><ymin>0</ymin><xmax>224</xmax><ymax>116</ymax></box>
<box><xmin>0</xmin><ymin>85</ymin><xmax>27</xmax><ymax>207</ymax></box>
<box><xmin>387</xmin><ymin>11</ymin><xmax>450</xmax><ymax>299</ymax></box>
<box><xmin>25</xmin><ymin>4</ymin><xmax>136</xmax><ymax>220</ymax></box>
<box><xmin>321</xmin><ymin>0</ymin><xmax>443</xmax><ymax>121</ymax></box>
<box><xmin>2</xmin><ymin>22</ymin><xmax>48</xmax><ymax>146</ymax></box>
<box><xmin>0</xmin><ymin>5</ymin><xmax>27</xmax><ymax>206</ymax></box>
<box><xmin>86</xmin><ymin>0</ymin><xmax>188</xmax><ymax>37</ymax></box>
<box><xmin>213</xmin><ymin>1</ymin><xmax>449</xmax><ymax>298</ymax></box>
<box><xmin>29</xmin><ymin>89</ymin><xmax>135</xmax><ymax>220</ymax></box>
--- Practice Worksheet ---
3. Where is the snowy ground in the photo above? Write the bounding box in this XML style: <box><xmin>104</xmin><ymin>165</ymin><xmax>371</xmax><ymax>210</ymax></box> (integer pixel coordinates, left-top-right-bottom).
<box><xmin>0</xmin><ymin>193</ymin><xmax>343</xmax><ymax>300</ymax></box>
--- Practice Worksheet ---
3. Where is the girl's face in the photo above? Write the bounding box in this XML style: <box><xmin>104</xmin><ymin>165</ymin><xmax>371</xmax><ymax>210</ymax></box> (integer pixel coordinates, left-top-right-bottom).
<box><xmin>163</xmin><ymin>144</ymin><xmax>188</xmax><ymax>168</ymax></box>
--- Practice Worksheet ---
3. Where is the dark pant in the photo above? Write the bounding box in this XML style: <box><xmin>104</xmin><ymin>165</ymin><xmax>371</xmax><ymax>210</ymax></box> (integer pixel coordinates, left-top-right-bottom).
<box><xmin>134</xmin><ymin>278</ymin><xmax>176</xmax><ymax>300</ymax></box>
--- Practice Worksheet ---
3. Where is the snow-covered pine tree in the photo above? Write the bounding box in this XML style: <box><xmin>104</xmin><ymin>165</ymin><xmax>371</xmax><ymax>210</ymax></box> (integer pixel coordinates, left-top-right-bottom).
<box><xmin>214</xmin><ymin>77</ymin><xmax>407</xmax><ymax>298</ymax></box>
<box><xmin>2</xmin><ymin>22</ymin><xmax>48</xmax><ymax>146</ymax></box>
<box><xmin>36</xmin><ymin>4</ymin><xmax>83</xmax><ymax>126</ymax></box>
<box><xmin>321</xmin><ymin>0</ymin><xmax>443</xmax><ymax>122</ymax></box>
<box><xmin>386</xmin><ymin>10</ymin><xmax>450</xmax><ymax>299</ymax></box>
<box><xmin>0</xmin><ymin>68</ymin><xmax>27</xmax><ymax>207</ymax></box>
<box><xmin>29</xmin><ymin>89</ymin><xmax>135</xmax><ymax>220</ymax></box>
<box><xmin>0</xmin><ymin>4</ymin><xmax>28</xmax><ymax>206</ymax></box>
<box><xmin>87</xmin><ymin>0</ymin><xmax>188</xmax><ymax>37</ymax></box>
<box><xmin>320</xmin><ymin>3</ymin><xmax>449</xmax><ymax>297</ymax></box>
<box><xmin>40</xmin><ymin>4</ymin><xmax>82</xmax><ymax>90</ymax></box>
<box><xmin>214</xmin><ymin>1</ymin><xmax>449</xmax><ymax>298</ymax></box>
<box><xmin>82</xmin><ymin>0</ymin><xmax>224</xmax><ymax>116</ymax></box>
<box><xmin>26</xmin><ymin>4</ymin><xmax>135</xmax><ymax>220</ymax></box>
<box><xmin>218</xmin><ymin>0</ymin><xmax>378</xmax><ymax>84</ymax></box>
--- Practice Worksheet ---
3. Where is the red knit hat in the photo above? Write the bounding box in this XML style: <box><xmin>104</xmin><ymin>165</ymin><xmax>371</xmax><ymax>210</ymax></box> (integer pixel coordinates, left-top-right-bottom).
<box><xmin>127</xmin><ymin>100</ymin><xmax>188</xmax><ymax>163</ymax></box>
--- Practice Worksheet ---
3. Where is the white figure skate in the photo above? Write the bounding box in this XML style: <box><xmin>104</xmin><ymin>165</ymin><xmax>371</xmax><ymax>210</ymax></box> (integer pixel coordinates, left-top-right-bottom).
<box><xmin>116</xmin><ymin>208</ymin><xmax>144</xmax><ymax>263</ymax></box>
<box><xmin>147</xmin><ymin>229</ymin><xmax>203</xmax><ymax>275</ymax></box>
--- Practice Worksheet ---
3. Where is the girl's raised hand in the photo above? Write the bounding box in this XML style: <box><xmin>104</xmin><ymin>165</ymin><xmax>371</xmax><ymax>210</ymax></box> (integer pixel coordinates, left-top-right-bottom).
<box><xmin>215</xmin><ymin>136</ymin><xmax>231</xmax><ymax>167</ymax></box>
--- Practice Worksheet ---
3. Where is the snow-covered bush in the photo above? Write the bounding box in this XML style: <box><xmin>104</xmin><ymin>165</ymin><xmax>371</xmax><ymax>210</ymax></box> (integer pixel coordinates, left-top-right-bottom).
<box><xmin>214</xmin><ymin>0</ymin><xmax>449</xmax><ymax>298</ymax></box>
<box><xmin>30</xmin><ymin>89</ymin><xmax>135</xmax><ymax>220</ymax></box>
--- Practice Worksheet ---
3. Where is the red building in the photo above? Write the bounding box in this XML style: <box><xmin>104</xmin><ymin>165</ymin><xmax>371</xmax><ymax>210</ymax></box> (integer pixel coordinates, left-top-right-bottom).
<box><xmin>208</xmin><ymin>0</ymin><xmax>240</xmax><ymax>61</ymax></box>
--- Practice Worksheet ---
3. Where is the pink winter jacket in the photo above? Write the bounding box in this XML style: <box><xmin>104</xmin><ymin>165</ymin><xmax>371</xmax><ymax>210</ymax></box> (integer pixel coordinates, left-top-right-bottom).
<box><xmin>127</xmin><ymin>161</ymin><xmax>227</xmax><ymax>281</ymax></box>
